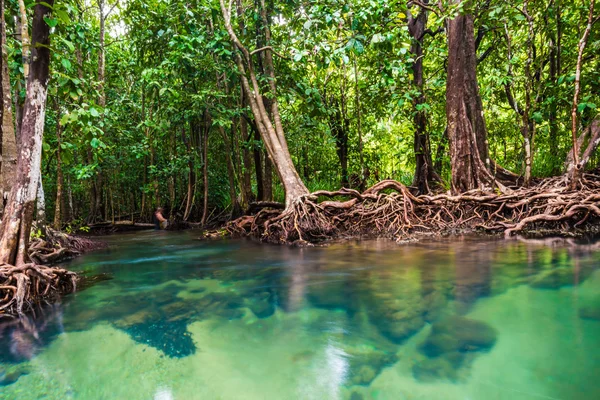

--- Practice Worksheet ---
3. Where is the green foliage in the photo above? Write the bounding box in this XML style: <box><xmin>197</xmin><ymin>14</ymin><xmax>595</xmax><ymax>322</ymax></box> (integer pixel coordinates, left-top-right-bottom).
<box><xmin>4</xmin><ymin>0</ymin><xmax>593</xmax><ymax>223</ymax></box>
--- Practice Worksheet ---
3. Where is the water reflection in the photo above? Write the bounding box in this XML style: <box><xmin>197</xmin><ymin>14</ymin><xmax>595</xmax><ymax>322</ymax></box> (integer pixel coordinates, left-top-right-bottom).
<box><xmin>0</xmin><ymin>233</ymin><xmax>599</xmax><ymax>399</ymax></box>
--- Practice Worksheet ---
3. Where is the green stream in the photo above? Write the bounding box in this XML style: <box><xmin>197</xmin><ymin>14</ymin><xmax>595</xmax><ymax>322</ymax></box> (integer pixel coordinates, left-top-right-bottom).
<box><xmin>1</xmin><ymin>232</ymin><xmax>600</xmax><ymax>399</ymax></box>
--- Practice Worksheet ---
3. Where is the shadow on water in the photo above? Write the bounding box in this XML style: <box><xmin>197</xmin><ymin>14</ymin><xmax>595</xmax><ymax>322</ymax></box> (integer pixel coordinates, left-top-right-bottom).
<box><xmin>1</xmin><ymin>231</ymin><xmax>600</xmax><ymax>396</ymax></box>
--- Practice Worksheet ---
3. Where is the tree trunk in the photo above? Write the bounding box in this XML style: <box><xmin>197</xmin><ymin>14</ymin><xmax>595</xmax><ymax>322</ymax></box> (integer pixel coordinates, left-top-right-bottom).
<box><xmin>239</xmin><ymin>89</ymin><xmax>254</xmax><ymax>207</ymax></box>
<box><xmin>446</xmin><ymin>3</ymin><xmax>498</xmax><ymax>193</ymax></box>
<box><xmin>263</xmin><ymin>150</ymin><xmax>273</xmax><ymax>201</ymax></box>
<box><xmin>36</xmin><ymin>177</ymin><xmax>45</xmax><ymax>227</ymax></box>
<box><xmin>409</xmin><ymin>7</ymin><xmax>441</xmax><ymax>193</ymax></box>
<box><xmin>567</xmin><ymin>0</ymin><xmax>596</xmax><ymax>187</ymax></box>
<box><xmin>0</xmin><ymin>1</ymin><xmax>54</xmax><ymax>266</ymax></box>
<box><xmin>183</xmin><ymin>122</ymin><xmax>195</xmax><ymax>221</ymax></box>
<box><xmin>201</xmin><ymin>111</ymin><xmax>210</xmax><ymax>226</ymax></box>
<box><xmin>53</xmin><ymin>115</ymin><xmax>63</xmax><ymax>229</ymax></box>
<box><xmin>0</xmin><ymin>0</ymin><xmax>17</xmax><ymax>213</ymax></box>
<box><xmin>251</xmin><ymin>121</ymin><xmax>264</xmax><ymax>201</ymax></box>
<box><xmin>219</xmin><ymin>0</ymin><xmax>309</xmax><ymax>209</ymax></box>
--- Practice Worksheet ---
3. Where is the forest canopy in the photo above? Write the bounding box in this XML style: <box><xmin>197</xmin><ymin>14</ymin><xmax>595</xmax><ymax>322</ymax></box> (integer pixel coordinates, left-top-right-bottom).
<box><xmin>0</xmin><ymin>0</ymin><xmax>598</xmax><ymax>225</ymax></box>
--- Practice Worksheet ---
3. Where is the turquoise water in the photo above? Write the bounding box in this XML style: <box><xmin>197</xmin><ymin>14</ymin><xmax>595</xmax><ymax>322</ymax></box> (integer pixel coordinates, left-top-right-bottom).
<box><xmin>1</xmin><ymin>232</ymin><xmax>600</xmax><ymax>400</ymax></box>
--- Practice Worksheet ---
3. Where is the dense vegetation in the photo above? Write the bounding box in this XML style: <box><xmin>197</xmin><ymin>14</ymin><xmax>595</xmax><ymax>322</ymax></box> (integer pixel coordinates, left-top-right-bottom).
<box><xmin>0</xmin><ymin>0</ymin><xmax>598</xmax><ymax>313</ymax></box>
<box><xmin>1</xmin><ymin>0</ymin><xmax>598</xmax><ymax>227</ymax></box>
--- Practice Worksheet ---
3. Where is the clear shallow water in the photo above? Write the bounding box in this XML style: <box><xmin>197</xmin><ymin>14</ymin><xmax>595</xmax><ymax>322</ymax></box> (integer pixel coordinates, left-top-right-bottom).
<box><xmin>1</xmin><ymin>232</ymin><xmax>600</xmax><ymax>400</ymax></box>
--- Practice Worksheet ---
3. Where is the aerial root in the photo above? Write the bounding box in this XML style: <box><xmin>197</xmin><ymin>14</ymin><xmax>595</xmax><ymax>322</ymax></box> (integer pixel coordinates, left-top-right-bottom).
<box><xmin>223</xmin><ymin>170</ymin><xmax>600</xmax><ymax>245</ymax></box>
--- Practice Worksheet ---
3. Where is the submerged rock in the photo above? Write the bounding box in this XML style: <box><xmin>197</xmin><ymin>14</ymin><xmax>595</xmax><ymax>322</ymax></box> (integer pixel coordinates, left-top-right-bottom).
<box><xmin>0</xmin><ymin>366</ymin><xmax>30</xmax><ymax>387</ymax></box>
<box><xmin>244</xmin><ymin>291</ymin><xmax>276</xmax><ymax>319</ymax></box>
<box><xmin>421</xmin><ymin>316</ymin><xmax>497</xmax><ymax>357</ymax></box>
<box><xmin>529</xmin><ymin>268</ymin><xmax>576</xmax><ymax>289</ymax></box>
<box><xmin>344</xmin><ymin>341</ymin><xmax>398</xmax><ymax>386</ymax></box>
<box><xmin>414</xmin><ymin>316</ymin><xmax>497</xmax><ymax>382</ymax></box>
<box><xmin>579</xmin><ymin>295</ymin><xmax>600</xmax><ymax>321</ymax></box>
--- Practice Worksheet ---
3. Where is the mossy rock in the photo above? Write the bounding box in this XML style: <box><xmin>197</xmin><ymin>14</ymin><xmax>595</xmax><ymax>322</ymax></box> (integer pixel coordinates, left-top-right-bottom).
<box><xmin>421</xmin><ymin>316</ymin><xmax>497</xmax><ymax>357</ymax></box>
<box><xmin>344</xmin><ymin>343</ymin><xmax>398</xmax><ymax>386</ymax></box>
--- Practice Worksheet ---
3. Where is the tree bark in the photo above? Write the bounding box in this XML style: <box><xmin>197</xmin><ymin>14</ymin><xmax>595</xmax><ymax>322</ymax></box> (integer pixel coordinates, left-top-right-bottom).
<box><xmin>239</xmin><ymin>89</ymin><xmax>254</xmax><ymax>207</ymax></box>
<box><xmin>409</xmin><ymin>6</ymin><xmax>441</xmax><ymax>193</ymax></box>
<box><xmin>201</xmin><ymin>110</ymin><xmax>210</xmax><ymax>226</ymax></box>
<box><xmin>0</xmin><ymin>0</ymin><xmax>54</xmax><ymax>266</ymax></box>
<box><xmin>446</xmin><ymin>1</ymin><xmax>499</xmax><ymax>193</ymax></box>
<box><xmin>53</xmin><ymin>116</ymin><xmax>63</xmax><ymax>229</ymax></box>
<box><xmin>568</xmin><ymin>0</ymin><xmax>596</xmax><ymax>187</ymax></box>
<box><xmin>0</xmin><ymin>0</ymin><xmax>17</xmax><ymax>213</ymax></box>
<box><xmin>219</xmin><ymin>0</ymin><xmax>309</xmax><ymax>209</ymax></box>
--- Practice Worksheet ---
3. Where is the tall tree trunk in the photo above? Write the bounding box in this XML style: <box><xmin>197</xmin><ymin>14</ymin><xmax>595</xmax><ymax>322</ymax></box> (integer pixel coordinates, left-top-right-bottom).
<box><xmin>0</xmin><ymin>1</ymin><xmax>54</xmax><ymax>266</ymax></box>
<box><xmin>201</xmin><ymin>111</ymin><xmax>210</xmax><ymax>225</ymax></box>
<box><xmin>17</xmin><ymin>0</ymin><xmax>30</xmax><ymax>80</ymax></box>
<box><xmin>409</xmin><ymin>7</ymin><xmax>441</xmax><ymax>193</ymax></box>
<box><xmin>53</xmin><ymin>117</ymin><xmax>63</xmax><ymax>229</ymax></box>
<box><xmin>251</xmin><ymin>121</ymin><xmax>264</xmax><ymax>201</ymax></box>
<box><xmin>0</xmin><ymin>0</ymin><xmax>17</xmax><ymax>213</ymax></box>
<box><xmin>239</xmin><ymin>89</ymin><xmax>254</xmax><ymax>207</ymax></box>
<box><xmin>183</xmin><ymin>122</ymin><xmax>195</xmax><ymax>221</ymax></box>
<box><xmin>446</xmin><ymin>2</ymin><xmax>499</xmax><ymax>193</ymax></box>
<box><xmin>263</xmin><ymin>150</ymin><xmax>273</xmax><ymax>201</ymax></box>
<box><xmin>220</xmin><ymin>0</ymin><xmax>309</xmax><ymax>209</ymax></box>
<box><xmin>353</xmin><ymin>57</ymin><xmax>365</xmax><ymax>190</ymax></box>
<box><xmin>567</xmin><ymin>0</ymin><xmax>596</xmax><ymax>187</ymax></box>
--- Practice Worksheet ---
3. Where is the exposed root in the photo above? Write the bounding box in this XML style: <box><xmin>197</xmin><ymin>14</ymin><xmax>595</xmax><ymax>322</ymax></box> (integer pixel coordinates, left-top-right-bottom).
<box><xmin>29</xmin><ymin>228</ymin><xmax>105</xmax><ymax>264</ymax></box>
<box><xmin>0</xmin><ymin>263</ymin><xmax>77</xmax><ymax>316</ymax></box>
<box><xmin>0</xmin><ymin>229</ymin><xmax>103</xmax><ymax>316</ymax></box>
<box><xmin>224</xmin><ymin>170</ymin><xmax>600</xmax><ymax>245</ymax></box>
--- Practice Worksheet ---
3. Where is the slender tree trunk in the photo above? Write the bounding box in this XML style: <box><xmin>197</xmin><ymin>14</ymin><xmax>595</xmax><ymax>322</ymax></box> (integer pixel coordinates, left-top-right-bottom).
<box><xmin>263</xmin><ymin>151</ymin><xmax>273</xmax><ymax>201</ymax></box>
<box><xmin>409</xmin><ymin>7</ymin><xmax>441</xmax><ymax>193</ymax></box>
<box><xmin>251</xmin><ymin>122</ymin><xmax>264</xmax><ymax>201</ymax></box>
<box><xmin>17</xmin><ymin>0</ymin><xmax>29</xmax><ymax>80</ymax></box>
<box><xmin>239</xmin><ymin>90</ymin><xmax>254</xmax><ymax>207</ymax></box>
<box><xmin>220</xmin><ymin>0</ymin><xmax>309</xmax><ymax>209</ymax></box>
<box><xmin>53</xmin><ymin>115</ymin><xmax>63</xmax><ymax>229</ymax></box>
<box><xmin>183</xmin><ymin>122</ymin><xmax>195</xmax><ymax>221</ymax></box>
<box><xmin>0</xmin><ymin>1</ymin><xmax>54</xmax><ymax>266</ymax></box>
<box><xmin>201</xmin><ymin>113</ymin><xmax>210</xmax><ymax>226</ymax></box>
<box><xmin>0</xmin><ymin>0</ymin><xmax>17</xmax><ymax>213</ymax></box>
<box><xmin>567</xmin><ymin>0</ymin><xmax>596</xmax><ymax>187</ymax></box>
<box><xmin>353</xmin><ymin>57</ymin><xmax>365</xmax><ymax>190</ymax></box>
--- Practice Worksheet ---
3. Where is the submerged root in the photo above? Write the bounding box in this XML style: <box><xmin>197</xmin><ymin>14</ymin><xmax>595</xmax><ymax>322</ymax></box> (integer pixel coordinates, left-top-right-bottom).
<box><xmin>224</xmin><ymin>170</ymin><xmax>600</xmax><ymax>245</ymax></box>
<box><xmin>0</xmin><ymin>263</ymin><xmax>77</xmax><ymax>316</ymax></box>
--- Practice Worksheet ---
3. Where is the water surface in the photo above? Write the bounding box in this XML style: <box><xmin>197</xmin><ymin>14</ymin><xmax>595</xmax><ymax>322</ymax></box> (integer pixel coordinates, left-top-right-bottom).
<box><xmin>1</xmin><ymin>232</ymin><xmax>600</xmax><ymax>399</ymax></box>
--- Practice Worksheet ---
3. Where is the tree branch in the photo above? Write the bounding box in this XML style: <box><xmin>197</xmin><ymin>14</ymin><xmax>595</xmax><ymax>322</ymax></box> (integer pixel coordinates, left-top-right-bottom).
<box><xmin>250</xmin><ymin>46</ymin><xmax>287</xmax><ymax>59</ymax></box>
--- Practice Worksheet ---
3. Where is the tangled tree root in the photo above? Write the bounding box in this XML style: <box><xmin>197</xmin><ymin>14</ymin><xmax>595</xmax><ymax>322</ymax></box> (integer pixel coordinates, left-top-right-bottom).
<box><xmin>29</xmin><ymin>228</ymin><xmax>105</xmax><ymax>264</ymax></box>
<box><xmin>0</xmin><ymin>230</ymin><xmax>103</xmax><ymax>316</ymax></box>
<box><xmin>0</xmin><ymin>263</ymin><xmax>77</xmax><ymax>316</ymax></box>
<box><xmin>224</xmin><ymin>170</ymin><xmax>600</xmax><ymax>245</ymax></box>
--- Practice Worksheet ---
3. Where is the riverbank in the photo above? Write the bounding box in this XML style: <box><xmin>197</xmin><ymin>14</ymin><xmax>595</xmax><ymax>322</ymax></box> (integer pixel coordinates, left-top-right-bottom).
<box><xmin>222</xmin><ymin>171</ymin><xmax>600</xmax><ymax>245</ymax></box>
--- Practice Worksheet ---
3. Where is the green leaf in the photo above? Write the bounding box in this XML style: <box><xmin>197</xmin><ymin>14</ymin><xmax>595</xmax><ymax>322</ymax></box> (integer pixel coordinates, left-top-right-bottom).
<box><xmin>89</xmin><ymin>108</ymin><xmax>100</xmax><ymax>117</ymax></box>
<box><xmin>294</xmin><ymin>53</ymin><xmax>303</xmax><ymax>62</ymax></box>
<box><xmin>61</xmin><ymin>58</ymin><xmax>72</xmax><ymax>69</ymax></box>
<box><xmin>90</xmin><ymin>138</ymin><xmax>101</xmax><ymax>149</ymax></box>
<box><xmin>44</xmin><ymin>17</ymin><xmax>59</xmax><ymax>28</ymax></box>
